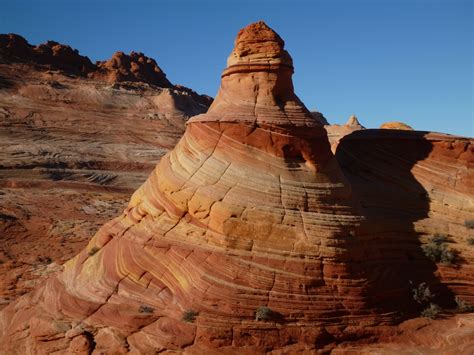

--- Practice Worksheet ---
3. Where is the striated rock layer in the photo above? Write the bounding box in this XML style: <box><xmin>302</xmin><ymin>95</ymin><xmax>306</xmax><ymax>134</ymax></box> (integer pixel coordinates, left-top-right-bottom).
<box><xmin>334</xmin><ymin>129</ymin><xmax>474</xmax><ymax>352</ymax></box>
<box><xmin>0</xmin><ymin>35</ymin><xmax>211</xmax><ymax>309</ymax></box>
<box><xmin>0</xmin><ymin>22</ymin><xmax>473</xmax><ymax>353</ymax></box>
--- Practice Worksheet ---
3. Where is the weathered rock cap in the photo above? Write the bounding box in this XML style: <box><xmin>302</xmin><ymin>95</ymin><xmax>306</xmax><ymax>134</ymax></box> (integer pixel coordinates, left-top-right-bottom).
<box><xmin>94</xmin><ymin>51</ymin><xmax>173</xmax><ymax>88</ymax></box>
<box><xmin>380</xmin><ymin>121</ymin><xmax>414</xmax><ymax>130</ymax></box>
<box><xmin>190</xmin><ymin>21</ymin><xmax>319</xmax><ymax>128</ymax></box>
<box><xmin>224</xmin><ymin>21</ymin><xmax>293</xmax><ymax>76</ymax></box>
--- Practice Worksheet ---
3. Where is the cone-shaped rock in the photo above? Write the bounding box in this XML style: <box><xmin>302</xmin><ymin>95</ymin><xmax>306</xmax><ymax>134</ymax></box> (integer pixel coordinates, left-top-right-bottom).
<box><xmin>0</xmin><ymin>22</ymin><xmax>373</xmax><ymax>353</ymax></box>
<box><xmin>194</xmin><ymin>21</ymin><xmax>316</xmax><ymax>127</ymax></box>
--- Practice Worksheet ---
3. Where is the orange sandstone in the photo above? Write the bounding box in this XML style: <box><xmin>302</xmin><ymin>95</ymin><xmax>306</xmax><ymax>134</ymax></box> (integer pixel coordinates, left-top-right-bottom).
<box><xmin>0</xmin><ymin>22</ymin><xmax>473</xmax><ymax>353</ymax></box>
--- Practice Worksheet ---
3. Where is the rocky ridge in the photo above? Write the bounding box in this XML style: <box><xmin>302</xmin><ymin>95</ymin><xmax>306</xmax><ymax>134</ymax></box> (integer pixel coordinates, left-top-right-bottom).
<box><xmin>0</xmin><ymin>33</ymin><xmax>212</xmax><ymax>107</ymax></box>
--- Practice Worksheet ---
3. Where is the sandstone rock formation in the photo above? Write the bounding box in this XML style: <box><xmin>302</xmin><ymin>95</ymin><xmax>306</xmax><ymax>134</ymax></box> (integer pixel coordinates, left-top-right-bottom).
<box><xmin>94</xmin><ymin>51</ymin><xmax>172</xmax><ymax>88</ymax></box>
<box><xmin>0</xmin><ymin>20</ymin><xmax>372</xmax><ymax>353</ymax></box>
<box><xmin>0</xmin><ymin>34</ymin><xmax>95</xmax><ymax>75</ymax></box>
<box><xmin>0</xmin><ymin>22</ymin><xmax>473</xmax><ymax>353</ymax></box>
<box><xmin>335</xmin><ymin>129</ymin><xmax>474</xmax><ymax>352</ymax></box>
<box><xmin>324</xmin><ymin>114</ymin><xmax>365</xmax><ymax>152</ymax></box>
<box><xmin>0</xmin><ymin>35</ymin><xmax>211</xmax><ymax>309</ymax></box>
<box><xmin>0</xmin><ymin>34</ymin><xmax>213</xmax><ymax>106</ymax></box>
<box><xmin>380</xmin><ymin>121</ymin><xmax>414</xmax><ymax>130</ymax></box>
<box><xmin>310</xmin><ymin>110</ymin><xmax>329</xmax><ymax>125</ymax></box>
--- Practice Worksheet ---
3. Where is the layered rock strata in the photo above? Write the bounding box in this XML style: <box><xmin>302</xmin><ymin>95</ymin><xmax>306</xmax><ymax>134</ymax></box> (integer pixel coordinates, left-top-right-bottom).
<box><xmin>0</xmin><ymin>21</ymin><xmax>473</xmax><ymax>353</ymax></box>
<box><xmin>0</xmin><ymin>36</ymin><xmax>211</xmax><ymax>309</ymax></box>
<box><xmin>0</xmin><ymin>21</ymin><xmax>375</xmax><ymax>353</ymax></box>
<box><xmin>335</xmin><ymin>129</ymin><xmax>474</xmax><ymax>352</ymax></box>
<box><xmin>0</xmin><ymin>33</ymin><xmax>212</xmax><ymax>107</ymax></box>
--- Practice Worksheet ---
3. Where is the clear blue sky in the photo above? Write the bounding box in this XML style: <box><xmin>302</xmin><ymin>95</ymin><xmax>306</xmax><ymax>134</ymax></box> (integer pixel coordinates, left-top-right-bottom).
<box><xmin>1</xmin><ymin>0</ymin><xmax>472</xmax><ymax>136</ymax></box>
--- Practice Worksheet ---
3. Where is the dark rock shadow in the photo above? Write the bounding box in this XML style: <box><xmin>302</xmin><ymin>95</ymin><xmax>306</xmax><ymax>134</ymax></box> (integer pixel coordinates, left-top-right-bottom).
<box><xmin>0</xmin><ymin>74</ymin><xmax>14</xmax><ymax>89</ymax></box>
<box><xmin>335</xmin><ymin>129</ymin><xmax>456</xmax><ymax>320</ymax></box>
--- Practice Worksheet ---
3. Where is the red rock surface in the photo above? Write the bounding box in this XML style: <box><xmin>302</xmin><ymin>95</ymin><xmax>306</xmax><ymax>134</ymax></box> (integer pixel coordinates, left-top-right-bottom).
<box><xmin>0</xmin><ymin>33</ymin><xmax>213</xmax><ymax>107</ymax></box>
<box><xmin>0</xmin><ymin>36</ymin><xmax>211</xmax><ymax>311</ymax></box>
<box><xmin>94</xmin><ymin>51</ymin><xmax>173</xmax><ymax>88</ymax></box>
<box><xmin>0</xmin><ymin>34</ymin><xmax>95</xmax><ymax>75</ymax></box>
<box><xmin>0</xmin><ymin>22</ymin><xmax>473</xmax><ymax>353</ymax></box>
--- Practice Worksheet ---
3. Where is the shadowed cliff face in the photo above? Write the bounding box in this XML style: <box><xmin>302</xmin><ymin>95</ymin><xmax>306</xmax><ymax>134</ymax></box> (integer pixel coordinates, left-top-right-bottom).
<box><xmin>335</xmin><ymin>129</ymin><xmax>474</xmax><ymax>351</ymax></box>
<box><xmin>0</xmin><ymin>22</ymin><xmax>473</xmax><ymax>354</ymax></box>
<box><xmin>336</xmin><ymin>130</ymin><xmax>473</xmax><ymax>316</ymax></box>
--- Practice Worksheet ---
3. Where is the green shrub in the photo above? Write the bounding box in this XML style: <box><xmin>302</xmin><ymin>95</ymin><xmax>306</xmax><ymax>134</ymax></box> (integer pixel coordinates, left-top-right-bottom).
<box><xmin>455</xmin><ymin>296</ymin><xmax>474</xmax><ymax>312</ymax></box>
<box><xmin>421</xmin><ymin>303</ymin><xmax>441</xmax><ymax>319</ymax></box>
<box><xmin>411</xmin><ymin>282</ymin><xmax>434</xmax><ymax>305</ymax></box>
<box><xmin>432</xmin><ymin>233</ymin><xmax>448</xmax><ymax>245</ymax></box>
<box><xmin>422</xmin><ymin>235</ymin><xmax>456</xmax><ymax>265</ymax></box>
<box><xmin>464</xmin><ymin>220</ymin><xmax>474</xmax><ymax>229</ymax></box>
<box><xmin>88</xmin><ymin>247</ymin><xmax>100</xmax><ymax>256</ymax></box>
<box><xmin>255</xmin><ymin>306</ymin><xmax>274</xmax><ymax>321</ymax></box>
<box><xmin>182</xmin><ymin>309</ymin><xmax>198</xmax><ymax>323</ymax></box>
<box><xmin>138</xmin><ymin>305</ymin><xmax>154</xmax><ymax>314</ymax></box>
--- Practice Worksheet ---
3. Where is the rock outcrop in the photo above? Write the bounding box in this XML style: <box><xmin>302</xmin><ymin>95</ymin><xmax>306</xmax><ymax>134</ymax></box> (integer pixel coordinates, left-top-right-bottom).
<box><xmin>93</xmin><ymin>51</ymin><xmax>172</xmax><ymax>88</ymax></box>
<box><xmin>0</xmin><ymin>33</ymin><xmax>212</xmax><ymax>108</ymax></box>
<box><xmin>325</xmin><ymin>114</ymin><xmax>365</xmax><ymax>152</ymax></box>
<box><xmin>335</xmin><ymin>129</ymin><xmax>474</xmax><ymax>352</ymax></box>
<box><xmin>0</xmin><ymin>34</ymin><xmax>96</xmax><ymax>75</ymax></box>
<box><xmin>0</xmin><ymin>20</ymin><xmax>372</xmax><ymax>353</ymax></box>
<box><xmin>0</xmin><ymin>35</ymin><xmax>212</xmax><ymax>310</ymax></box>
<box><xmin>0</xmin><ymin>22</ymin><xmax>473</xmax><ymax>353</ymax></box>
<box><xmin>380</xmin><ymin>121</ymin><xmax>414</xmax><ymax>130</ymax></box>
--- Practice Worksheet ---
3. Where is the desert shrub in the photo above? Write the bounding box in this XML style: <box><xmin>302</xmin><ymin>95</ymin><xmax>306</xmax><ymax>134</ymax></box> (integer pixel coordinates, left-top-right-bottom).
<box><xmin>432</xmin><ymin>233</ymin><xmax>448</xmax><ymax>245</ymax></box>
<box><xmin>88</xmin><ymin>247</ymin><xmax>100</xmax><ymax>256</ymax></box>
<box><xmin>422</xmin><ymin>235</ymin><xmax>456</xmax><ymax>265</ymax></box>
<box><xmin>455</xmin><ymin>296</ymin><xmax>474</xmax><ymax>312</ymax></box>
<box><xmin>138</xmin><ymin>305</ymin><xmax>154</xmax><ymax>314</ymax></box>
<box><xmin>411</xmin><ymin>282</ymin><xmax>434</xmax><ymax>305</ymax></box>
<box><xmin>421</xmin><ymin>303</ymin><xmax>441</xmax><ymax>319</ymax></box>
<box><xmin>182</xmin><ymin>309</ymin><xmax>198</xmax><ymax>323</ymax></box>
<box><xmin>464</xmin><ymin>220</ymin><xmax>474</xmax><ymax>229</ymax></box>
<box><xmin>255</xmin><ymin>306</ymin><xmax>274</xmax><ymax>321</ymax></box>
<box><xmin>467</xmin><ymin>238</ymin><xmax>474</xmax><ymax>246</ymax></box>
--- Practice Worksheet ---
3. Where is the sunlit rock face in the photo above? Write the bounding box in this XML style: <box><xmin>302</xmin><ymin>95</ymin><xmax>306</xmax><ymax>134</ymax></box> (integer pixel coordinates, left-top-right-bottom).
<box><xmin>0</xmin><ymin>21</ymin><xmax>473</xmax><ymax>354</ymax></box>
<box><xmin>380</xmin><ymin>121</ymin><xmax>414</xmax><ymax>130</ymax></box>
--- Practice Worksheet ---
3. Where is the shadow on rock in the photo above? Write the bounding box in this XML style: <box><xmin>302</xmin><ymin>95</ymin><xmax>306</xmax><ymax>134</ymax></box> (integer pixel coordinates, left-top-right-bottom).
<box><xmin>335</xmin><ymin>129</ymin><xmax>456</xmax><ymax>320</ymax></box>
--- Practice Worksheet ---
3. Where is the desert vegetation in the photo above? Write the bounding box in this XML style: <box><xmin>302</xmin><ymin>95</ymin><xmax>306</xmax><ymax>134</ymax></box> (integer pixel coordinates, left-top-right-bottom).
<box><xmin>464</xmin><ymin>220</ymin><xmax>474</xmax><ymax>229</ymax></box>
<box><xmin>411</xmin><ymin>282</ymin><xmax>441</xmax><ymax>319</ymax></box>
<box><xmin>455</xmin><ymin>296</ymin><xmax>474</xmax><ymax>312</ymax></box>
<box><xmin>88</xmin><ymin>246</ymin><xmax>100</xmax><ymax>256</ymax></box>
<box><xmin>138</xmin><ymin>305</ymin><xmax>154</xmax><ymax>314</ymax></box>
<box><xmin>421</xmin><ymin>303</ymin><xmax>441</xmax><ymax>319</ymax></box>
<box><xmin>255</xmin><ymin>306</ymin><xmax>274</xmax><ymax>321</ymax></box>
<box><xmin>422</xmin><ymin>234</ymin><xmax>456</xmax><ymax>265</ymax></box>
<box><xmin>182</xmin><ymin>309</ymin><xmax>198</xmax><ymax>323</ymax></box>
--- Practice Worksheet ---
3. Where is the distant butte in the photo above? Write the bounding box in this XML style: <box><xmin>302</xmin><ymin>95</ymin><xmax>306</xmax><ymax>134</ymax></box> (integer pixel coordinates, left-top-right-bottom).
<box><xmin>0</xmin><ymin>22</ymin><xmax>473</xmax><ymax>353</ymax></box>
